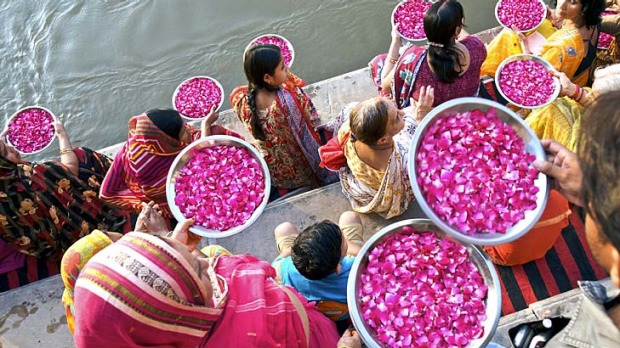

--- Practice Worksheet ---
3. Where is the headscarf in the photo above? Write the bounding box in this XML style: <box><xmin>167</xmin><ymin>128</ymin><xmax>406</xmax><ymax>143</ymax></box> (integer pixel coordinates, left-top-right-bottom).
<box><xmin>146</xmin><ymin>108</ymin><xmax>184</xmax><ymax>140</ymax></box>
<box><xmin>0</xmin><ymin>147</ymin><xmax>128</xmax><ymax>259</ymax></box>
<box><xmin>73</xmin><ymin>232</ymin><xmax>225</xmax><ymax>348</ymax></box>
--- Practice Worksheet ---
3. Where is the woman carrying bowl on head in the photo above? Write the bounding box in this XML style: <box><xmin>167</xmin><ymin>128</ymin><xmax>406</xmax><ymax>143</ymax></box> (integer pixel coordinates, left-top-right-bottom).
<box><xmin>0</xmin><ymin>121</ymin><xmax>129</xmax><ymax>292</ymax></box>
<box><xmin>231</xmin><ymin>44</ymin><xmax>338</xmax><ymax>202</ymax></box>
<box><xmin>370</xmin><ymin>0</ymin><xmax>487</xmax><ymax>110</ymax></box>
<box><xmin>481</xmin><ymin>0</ymin><xmax>606</xmax><ymax>90</ymax></box>
<box><xmin>62</xmin><ymin>215</ymin><xmax>341</xmax><ymax>347</ymax></box>
<box><xmin>99</xmin><ymin>108</ymin><xmax>240</xmax><ymax>223</ymax></box>
<box><xmin>322</xmin><ymin>95</ymin><xmax>431</xmax><ymax>219</ymax></box>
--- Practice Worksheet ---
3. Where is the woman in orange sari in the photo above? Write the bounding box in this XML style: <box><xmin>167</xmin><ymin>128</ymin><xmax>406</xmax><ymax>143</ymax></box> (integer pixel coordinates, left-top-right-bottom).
<box><xmin>231</xmin><ymin>44</ymin><xmax>337</xmax><ymax>201</ymax></box>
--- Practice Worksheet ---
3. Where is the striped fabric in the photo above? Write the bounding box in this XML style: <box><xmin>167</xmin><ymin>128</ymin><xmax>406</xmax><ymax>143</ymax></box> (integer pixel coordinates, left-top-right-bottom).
<box><xmin>73</xmin><ymin>232</ymin><xmax>224</xmax><ymax>347</ymax></box>
<box><xmin>497</xmin><ymin>207</ymin><xmax>608</xmax><ymax>315</ymax></box>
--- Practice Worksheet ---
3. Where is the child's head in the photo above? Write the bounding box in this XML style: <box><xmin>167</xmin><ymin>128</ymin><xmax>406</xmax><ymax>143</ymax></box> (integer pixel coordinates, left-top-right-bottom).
<box><xmin>291</xmin><ymin>220</ymin><xmax>346</xmax><ymax>280</ymax></box>
<box><xmin>243</xmin><ymin>44</ymin><xmax>284</xmax><ymax>141</ymax></box>
<box><xmin>243</xmin><ymin>44</ymin><xmax>283</xmax><ymax>90</ymax></box>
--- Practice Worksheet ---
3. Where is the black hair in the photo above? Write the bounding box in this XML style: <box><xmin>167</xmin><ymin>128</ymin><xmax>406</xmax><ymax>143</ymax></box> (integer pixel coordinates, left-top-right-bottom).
<box><xmin>146</xmin><ymin>108</ymin><xmax>184</xmax><ymax>140</ymax></box>
<box><xmin>424</xmin><ymin>0</ymin><xmax>466</xmax><ymax>83</ymax></box>
<box><xmin>579</xmin><ymin>90</ymin><xmax>620</xmax><ymax>251</ymax></box>
<box><xmin>580</xmin><ymin>0</ymin><xmax>605</xmax><ymax>29</ymax></box>
<box><xmin>243</xmin><ymin>44</ymin><xmax>282</xmax><ymax>141</ymax></box>
<box><xmin>291</xmin><ymin>220</ymin><xmax>343</xmax><ymax>280</ymax></box>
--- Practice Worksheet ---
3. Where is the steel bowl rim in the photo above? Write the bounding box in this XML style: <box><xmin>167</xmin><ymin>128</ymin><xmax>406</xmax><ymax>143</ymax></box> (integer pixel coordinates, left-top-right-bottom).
<box><xmin>172</xmin><ymin>75</ymin><xmax>225</xmax><ymax>121</ymax></box>
<box><xmin>408</xmin><ymin>97</ymin><xmax>550</xmax><ymax>245</ymax></box>
<box><xmin>5</xmin><ymin>105</ymin><xmax>58</xmax><ymax>155</ymax></box>
<box><xmin>165</xmin><ymin>134</ymin><xmax>271</xmax><ymax>238</ymax></box>
<box><xmin>243</xmin><ymin>33</ymin><xmax>295</xmax><ymax>68</ymax></box>
<box><xmin>494</xmin><ymin>54</ymin><xmax>562</xmax><ymax>109</ymax></box>
<box><xmin>390</xmin><ymin>0</ymin><xmax>434</xmax><ymax>43</ymax></box>
<box><xmin>347</xmin><ymin>218</ymin><xmax>502</xmax><ymax>348</ymax></box>
<box><xmin>494</xmin><ymin>0</ymin><xmax>547</xmax><ymax>33</ymax></box>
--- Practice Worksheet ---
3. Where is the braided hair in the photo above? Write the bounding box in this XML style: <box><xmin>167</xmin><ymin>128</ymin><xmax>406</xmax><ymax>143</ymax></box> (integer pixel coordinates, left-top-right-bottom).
<box><xmin>243</xmin><ymin>44</ymin><xmax>282</xmax><ymax>141</ymax></box>
<box><xmin>424</xmin><ymin>0</ymin><xmax>466</xmax><ymax>83</ymax></box>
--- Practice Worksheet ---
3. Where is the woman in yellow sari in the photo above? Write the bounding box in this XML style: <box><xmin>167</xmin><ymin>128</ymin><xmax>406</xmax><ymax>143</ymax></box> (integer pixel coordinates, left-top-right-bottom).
<box><xmin>481</xmin><ymin>0</ymin><xmax>605</xmax><ymax>87</ymax></box>
<box><xmin>526</xmin><ymin>63</ymin><xmax>620</xmax><ymax>151</ymax></box>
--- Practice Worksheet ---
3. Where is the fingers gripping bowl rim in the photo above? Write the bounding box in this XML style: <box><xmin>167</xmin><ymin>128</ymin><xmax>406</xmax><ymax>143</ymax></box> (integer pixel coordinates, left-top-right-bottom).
<box><xmin>172</xmin><ymin>76</ymin><xmax>225</xmax><ymax>121</ymax></box>
<box><xmin>166</xmin><ymin>135</ymin><xmax>271</xmax><ymax>238</ymax></box>
<box><xmin>408</xmin><ymin>97</ymin><xmax>550</xmax><ymax>246</ymax></box>
<box><xmin>347</xmin><ymin>219</ymin><xmax>501</xmax><ymax>348</ymax></box>
<box><xmin>5</xmin><ymin>106</ymin><xmax>58</xmax><ymax>155</ymax></box>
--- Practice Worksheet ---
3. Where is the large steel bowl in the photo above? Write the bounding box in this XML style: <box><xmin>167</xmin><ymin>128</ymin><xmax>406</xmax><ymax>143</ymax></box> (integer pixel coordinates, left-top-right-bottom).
<box><xmin>390</xmin><ymin>0</ymin><xmax>434</xmax><ymax>44</ymax></box>
<box><xmin>494</xmin><ymin>0</ymin><xmax>547</xmax><ymax>33</ymax></box>
<box><xmin>172</xmin><ymin>75</ymin><xmax>225</xmax><ymax>121</ymax></box>
<box><xmin>495</xmin><ymin>54</ymin><xmax>561</xmax><ymax>109</ymax></box>
<box><xmin>5</xmin><ymin>106</ymin><xmax>57</xmax><ymax>155</ymax></box>
<box><xmin>166</xmin><ymin>135</ymin><xmax>271</xmax><ymax>238</ymax></box>
<box><xmin>347</xmin><ymin>219</ymin><xmax>501</xmax><ymax>348</ymax></box>
<box><xmin>408</xmin><ymin>97</ymin><xmax>549</xmax><ymax>246</ymax></box>
<box><xmin>244</xmin><ymin>34</ymin><xmax>295</xmax><ymax>68</ymax></box>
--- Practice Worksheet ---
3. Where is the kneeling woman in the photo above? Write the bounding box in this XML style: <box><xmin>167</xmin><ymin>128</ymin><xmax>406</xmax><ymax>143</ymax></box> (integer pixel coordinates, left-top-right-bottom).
<box><xmin>64</xmin><ymin>219</ymin><xmax>340</xmax><ymax>347</ymax></box>
<box><xmin>334</xmin><ymin>97</ymin><xmax>423</xmax><ymax>219</ymax></box>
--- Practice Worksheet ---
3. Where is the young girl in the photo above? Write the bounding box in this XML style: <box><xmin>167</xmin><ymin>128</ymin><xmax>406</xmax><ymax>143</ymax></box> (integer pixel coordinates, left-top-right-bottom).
<box><xmin>230</xmin><ymin>44</ymin><xmax>337</xmax><ymax>201</ymax></box>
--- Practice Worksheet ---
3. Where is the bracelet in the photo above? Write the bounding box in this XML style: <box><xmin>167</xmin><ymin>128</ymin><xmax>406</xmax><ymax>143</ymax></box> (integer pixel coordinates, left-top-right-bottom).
<box><xmin>59</xmin><ymin>148</ymin><xmax>74</xmax><ymax>156</ymax></box>
<box><xmin>569</xmin><ymin>85</ymin><xmax>581</xmax><ymax>100</ymax></box>
<box><xmin>388</xmin><ymin>55</ymin><xmax>398</xmax><ymax>64</ymax></box>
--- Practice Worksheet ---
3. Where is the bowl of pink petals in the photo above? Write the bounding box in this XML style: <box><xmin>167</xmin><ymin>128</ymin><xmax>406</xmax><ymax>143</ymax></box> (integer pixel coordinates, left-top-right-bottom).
<box><xmin>495</xmin><ymin>0</ymin><xmax>546</xmax><ymax>32</ymax></box>
<box><xmin>409</xmin><ymin>97</ymin><xmax>549</xmax><ymax>246</ymax></box>
<box><xmin>391</xmin><ymin>0</ymin><xmax>433</xmax><ymax>42</ymax></box>
<box><xmin>173</xmin><ymin>76</ymin><xmax>225</xmax><ymax>120</ymax></box>
<box><xmin>245</xmin><ymin>34</ymin><xmax>295</xmax><ymax>68</ymax></box>
<box><xmin>166</xmin><ymin>135</ymin><xmax>271</xmax><ymax>238</ymax></box>
<box><xmin>495</xmin><ymin>54</ymin><xmax>561</xmax><ymax>109</ymax></box>
<box><xmin>348</xmin><ymin>219</ymin><xmax>501</xmax><ymax>348</ymax></box>
<box><xmin>5</xmin><ymin>106</ymin><xmax>57</xmax><ymax>155</ymax></box>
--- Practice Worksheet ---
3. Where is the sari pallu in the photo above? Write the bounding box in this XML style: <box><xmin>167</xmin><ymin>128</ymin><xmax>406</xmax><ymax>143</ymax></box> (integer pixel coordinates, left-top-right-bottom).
<box><xmin>525</xmin><ymin>95</ymin><xmax>585</xmax><ymax>152</ymax></box>
<box><xmin>69</xmin><ymin>232</ymin><xmax>339</xmax><ymax>347</ymax></box>
<box><xmin>0</xmin><ymin>148</ymin><xmax>128</xmax><ymax>260</ymax></box>
<box><xmin>100</xmin><ymin>114</ymin><xmax>240</xmax><ymax>218</ymax></box>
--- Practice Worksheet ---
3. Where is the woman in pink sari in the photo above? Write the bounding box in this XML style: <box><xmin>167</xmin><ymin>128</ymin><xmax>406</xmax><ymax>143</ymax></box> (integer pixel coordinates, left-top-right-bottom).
<box><xmin>66</xmin><ymin>218</ymin><xmax>340</xmax><ymax>347</ymax></box>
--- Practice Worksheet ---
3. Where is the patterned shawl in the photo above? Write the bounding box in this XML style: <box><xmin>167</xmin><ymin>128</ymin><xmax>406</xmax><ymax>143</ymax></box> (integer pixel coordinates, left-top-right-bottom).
<box><xmin>337</xmin><ymin>110</ymin><xmax>417</xmax><ymax>219</ymax></box>
<box><xmin>100</xmin><ymin>114</ymin><xmax>239</xmax><ymax>217</ymax></box>
<box><xmin>73</xmin><ymin>232</ymin><xmax>226</xmax><ymax>347</ymax></box>
<box><xmin>0</xmin><ymin>148</ymin><xmax>128</xmax><ymax>259</ymax></box>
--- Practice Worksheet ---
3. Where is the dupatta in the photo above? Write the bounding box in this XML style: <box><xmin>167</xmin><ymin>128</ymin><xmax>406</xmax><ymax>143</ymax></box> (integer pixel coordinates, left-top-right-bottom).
<box><xmin>276</xmin><ymin>88</ymin><xmax>339</xmax><ymax>185</ymax></box>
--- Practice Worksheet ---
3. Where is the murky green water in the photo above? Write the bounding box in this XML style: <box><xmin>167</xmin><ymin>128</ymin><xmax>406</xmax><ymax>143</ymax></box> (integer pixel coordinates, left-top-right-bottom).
<box><xmin>0</xmin><ymin>0</ymin><xmax>502</xmax><ymax>160</ymax></box>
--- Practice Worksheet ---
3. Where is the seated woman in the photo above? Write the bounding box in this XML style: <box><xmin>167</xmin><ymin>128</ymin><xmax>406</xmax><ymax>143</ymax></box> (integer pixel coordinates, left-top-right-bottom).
<box><xmin>330</xmin><ymin>96</ymin><xmax>431</xmax><ymax>219</ymax></box>
<box><xmin>370</xmin><ymin>0</ymin><xmax>487</xmax><ymax>108</ymax></box>
<box><xmin>62</xmin><ymin>217</ymin><xmax>341</xmax><ymax>347</ymax></box>
<box><xmin>231</xmin><ymin>44</ymin><xmax>337</xmax><ymax>201</ymax></box>
<box><xmin>100</xmin><ymin>108</ymin><xmax>239</xmax><ymax>219</ymax></box>
<box><xmin>526</xmin><ymin>63</ymin><xmax>620</xmax><ymax>152</ymax></box>
<box><xmin>481</xmin><ymin>0</ymin><xmax>605</xmax><ymax>88</ymax></box>
<box><xmin>0</xmin><ymin>121</ymin><xmax>128</xmax><ymax>292</ymax></box>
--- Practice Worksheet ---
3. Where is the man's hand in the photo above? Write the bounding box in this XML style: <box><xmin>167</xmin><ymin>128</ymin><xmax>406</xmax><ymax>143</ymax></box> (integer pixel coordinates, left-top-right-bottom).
<box><xmin>534</xmin><ymin>139</ymin><xmax>584</xmax><ymax>206</ymax></box>
<box><xmin>337</xmin><ymin>329</ymin><xmax>361</xmax><ymax>348</ymax></box>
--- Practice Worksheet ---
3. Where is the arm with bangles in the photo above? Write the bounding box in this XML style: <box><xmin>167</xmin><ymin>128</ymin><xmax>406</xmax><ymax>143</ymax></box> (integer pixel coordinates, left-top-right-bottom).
<box><xmin>55</xmin><ymin>121</ymin><xmax>79</xmax><ymax>176</ymax></box>
<box><xmin>201</xmin><ymin>106</ymin><xmax>220</xmax><ymax>137</ymax></box>
<box><xmin>380</xmin><ymin>22</ymin><xmax>404</xmax><ymax>93</ymax></box>
<box><xmin>555</xmin><ymin>71</ymin><xmax>593</xmax><ymax>106</ymax></box>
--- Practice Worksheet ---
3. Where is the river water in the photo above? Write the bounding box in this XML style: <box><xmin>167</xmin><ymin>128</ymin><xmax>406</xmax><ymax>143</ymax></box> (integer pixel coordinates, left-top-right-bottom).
<box><xmin>0</xmin><ymin>0</ymin><xmax>501</xmax><ymax>160</ymax></box>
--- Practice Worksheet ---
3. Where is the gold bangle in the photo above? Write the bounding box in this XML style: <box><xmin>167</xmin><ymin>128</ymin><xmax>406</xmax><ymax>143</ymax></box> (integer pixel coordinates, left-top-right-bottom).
<box><xmin>59</xmin><ymin>148</ymin><xmax>74</xmax><ymax>155</ymax></box>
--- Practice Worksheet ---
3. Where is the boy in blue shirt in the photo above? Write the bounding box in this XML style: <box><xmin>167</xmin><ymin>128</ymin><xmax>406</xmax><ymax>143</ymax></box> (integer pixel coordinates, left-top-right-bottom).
<box><xmin>272</xmin><ymin>211</ymin><xmax>364</xmax><ymax>324</ymax></box>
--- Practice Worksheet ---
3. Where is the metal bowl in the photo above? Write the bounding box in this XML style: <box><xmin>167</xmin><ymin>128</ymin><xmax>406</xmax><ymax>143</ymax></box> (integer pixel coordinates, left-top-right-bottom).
<box><xmin>347</xmin><ymin>219</ymin><xmax>501</xmax><ymax>348</ymax></box>
<box><xmin>172</xmin><ymin>75</ymin><xmax>225</xmax><ymax>121</ymax></box>
<box><xmin>494</xmin><ymin>0</ymin><xmax>546</xmax><ymax>33</ymax></box>
<box><xmin>166</xmin><ymin>135</ymin><xmax>271</xmax><ymax>238</ymax></box>
<box><xmin>408</xmin><ymin>97</ymin><xmax>549</xmax><ymax>246</ymax></box>
<box><xmin>5</xmin><ymin>106</ymin><xmax>57</xmax><ymax>155</ymax></box>
<box><xmin>390</xmin><ymin>0</ymin><xmax>433</xmax><ymax>44</ymax></box>
<box><xmin>244</xmin><ymin>34</ymin><xmax>295</xmax><ymax>68</ymax></box>
<box><xmin>495</xmin><ymin>54</ymin><xmax>561</xmax><ymax>109</ymax></box>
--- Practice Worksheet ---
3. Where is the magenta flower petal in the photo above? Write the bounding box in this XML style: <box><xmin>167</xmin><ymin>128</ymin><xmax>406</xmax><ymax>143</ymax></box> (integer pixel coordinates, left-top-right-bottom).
<box><xmin>174</xmin><ymin>77</ymin><xmax>223</xmax><ymax>119</ymax></box>
<box><xmin>392</xmin><ymin>0</ymin><xmax>432</xmax><ymax>41</ymax></box>
<box><xmin>7</xmin><ymin>107</ymin><xmax>55</xmax><ymax>154</ymax></box>
<box><xmin>496</xmin><ymin>0</ymin><xmax>545</xmax><ymax>31</ymax></box>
